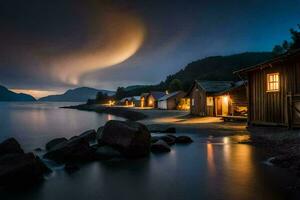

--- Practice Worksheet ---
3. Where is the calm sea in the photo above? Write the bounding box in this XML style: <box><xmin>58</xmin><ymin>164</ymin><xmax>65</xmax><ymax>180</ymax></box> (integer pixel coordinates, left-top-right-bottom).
<box><xmin>0</xmin><ymin>102</ymin><xmax>299</xmax><ymax>200</ymax></box>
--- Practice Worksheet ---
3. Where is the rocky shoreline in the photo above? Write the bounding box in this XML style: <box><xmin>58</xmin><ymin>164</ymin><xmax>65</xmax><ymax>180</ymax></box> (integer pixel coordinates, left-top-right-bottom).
<box><xmin>0</xmin><ymin>138</ymin><xmax>51</xmax><ymax>189</ymax></box>
<box><xmin>61</xmin><ymin>104</ymin><xmax>148</xmax><ymax>121</ymax></box>
<box><xmin>243</xmin><ymin>127</ymin><xmax>300</xmax><ymax>178</ymax></box>
<box><xmin>0</xmin><ymin>120</ymin><xmax>193</xmax><ymax>190</ymax></box>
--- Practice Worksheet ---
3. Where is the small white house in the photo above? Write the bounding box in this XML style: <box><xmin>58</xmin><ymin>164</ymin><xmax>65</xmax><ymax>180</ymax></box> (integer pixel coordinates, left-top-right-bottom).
<box><xmin>157</xmin><ymin>91</ymin><xmax>186</xmax><ymax>110</ymax></box>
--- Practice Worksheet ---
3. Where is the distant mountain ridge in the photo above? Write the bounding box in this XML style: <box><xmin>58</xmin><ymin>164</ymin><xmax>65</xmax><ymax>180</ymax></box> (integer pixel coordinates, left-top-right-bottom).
<box><xmin>164</xmin><ymin>52</ymin><xmax>273</xmax><ymax>87</ymax></box>
<box><xmin>39</xmin><ymin>87</ymin><xmax>115</xmax><ymax>102</ymax></box>
<box><xmin>0</xmin><ymin>85</ymin><xmax>36</xmax><ymax>101</ymax></box>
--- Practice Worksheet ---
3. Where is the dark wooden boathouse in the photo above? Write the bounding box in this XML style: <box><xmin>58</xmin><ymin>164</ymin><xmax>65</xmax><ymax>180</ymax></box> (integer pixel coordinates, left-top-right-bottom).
<box><xmin>235</xmin><ymin>49</ymin><xmax>300</xmax><ymax>127</ymax></box>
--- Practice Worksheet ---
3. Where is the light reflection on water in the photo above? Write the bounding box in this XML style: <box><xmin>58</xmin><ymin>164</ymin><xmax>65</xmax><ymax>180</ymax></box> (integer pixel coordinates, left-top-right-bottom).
<box><xmin>0</xmin><ymin>103</ymin><xmax>299</xmax><ymax>200</ymax></box>
<box><xmin>0</xmin><ymin>102</ymin><xmax>124</xmax><ymax>151</ymax></box>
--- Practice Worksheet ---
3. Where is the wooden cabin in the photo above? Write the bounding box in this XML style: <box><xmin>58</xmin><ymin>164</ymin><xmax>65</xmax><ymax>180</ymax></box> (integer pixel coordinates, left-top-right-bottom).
<box><xmin>119</xmin><ymin>97</ymin><xmax>132</xmax><ymax>106</ymax></box>
<box><xmin>186</xmin><ymin>80</ymin><xmax>247</xmax><ymax>117</ymax></box>
<box><xmin>147</xmin><ymin>91</ymin><xmax>166</xmax><ymax>108</ymax></box>
<box><xmin>235</xmin><ymin>49</ymin><xmax>300</xmax><ymax>127</ymax></box>
<box><xmin>120</xmin><ymin>96</ymin><xmax>141</xmax><ymax>107</ymax></box>
<box><xmin>214</xmin><ymin>81</ymin><xmax>248</xmax><ymax>117</ymax></box>
<box><xmin>157</xmin><ymin>91</ymin><xmax>186</xmax><ymax>110</ymax></box>
<box><xmin>140</xmin><ymin>92</ymin><xmax>166</xmax><ymax>108</ymax></box>
<box><xmin>131</xmin><ymin>96</ymin><xmax>141</xmax><ymax>107</ymax></box>
<box><xmin>140</xmin><ymin>93</ymin><xmax>149</xmax><ymax>108</ymax></box>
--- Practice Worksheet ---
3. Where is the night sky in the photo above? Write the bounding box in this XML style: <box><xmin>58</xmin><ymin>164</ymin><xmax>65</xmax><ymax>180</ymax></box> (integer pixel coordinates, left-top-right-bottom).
<box><xmin>1</xmin><ymin>0</ymin><xmax>300</xmax><ymax>97</ymax></box>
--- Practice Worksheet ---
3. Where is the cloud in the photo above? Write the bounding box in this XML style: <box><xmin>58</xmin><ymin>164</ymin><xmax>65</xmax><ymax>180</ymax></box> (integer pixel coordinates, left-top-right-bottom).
<box><xmin>0</xmin><ymin>1</ymin><xmax>145</xmax><ymax>89</ymax></box>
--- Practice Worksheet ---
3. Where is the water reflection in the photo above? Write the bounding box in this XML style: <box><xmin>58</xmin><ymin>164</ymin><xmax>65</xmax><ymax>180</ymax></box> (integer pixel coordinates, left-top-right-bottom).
<box><xmin>206</xmin><ymin>143</ymin><xmax>216</xmax><ymax>176</ymax></box>
<box><xmin>0</xmin><ymin>102</ymin><xmax>124</xmax><ymax>151</ymax></box>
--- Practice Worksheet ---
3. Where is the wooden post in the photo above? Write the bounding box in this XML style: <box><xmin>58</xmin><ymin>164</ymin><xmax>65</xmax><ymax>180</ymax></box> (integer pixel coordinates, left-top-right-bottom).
<box><xmin>287</xmin><ymin>93</ymin><xmax>293</xmax><ymax>129</ymax></box>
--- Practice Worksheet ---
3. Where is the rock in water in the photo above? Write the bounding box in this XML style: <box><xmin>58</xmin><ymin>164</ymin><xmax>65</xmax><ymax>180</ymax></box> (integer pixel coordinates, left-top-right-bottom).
<box><xmin>160</xmin><ymin>135</ymin><xmax>176</xmax><ymax>145</ymax></box>
<box><xmin>151</xmin><ymin>136</ymin><xmax>160</xmax><ymax>144</ymax></box>
<box><xmin>166</xmin><ymin>134</ymin><xmax>177</xmax><ymax>140</ymax></box>
<box><xmin>98</xmin><ymin>120</ymin><xmax>151</xmax><ymax>158</ymax></box>
<box><xmin>0</xmin><ymin>138</ymin><xmax>24</xmax><ymax>156</ymax></box>
<box><xmin>151</xmin><ymin>140</ymin><xmax>171</xmax><ymax>153</ymax></box>
<box><xmin>46</xmin><ymin>138</ymin><xmax>68</xmax><ymax>151</ymax></box>
<box><xmin>43</xmin><ymin>137</ymin><xmax>94</xmax><ymax>163</ymax></box>
<box><xmin>79</xmin><ymin>129</ymin><xmax>97</xmax><ymax>142</ymax></box>
<box><xmin>0</xmin><ymin>153</ymin><xmax>51</xmax><ymax>187</ymax></box>
<box><xmin>175</xmin><ymin>136</ymin><xmax>193</xmax><ymax>144</ymax></box>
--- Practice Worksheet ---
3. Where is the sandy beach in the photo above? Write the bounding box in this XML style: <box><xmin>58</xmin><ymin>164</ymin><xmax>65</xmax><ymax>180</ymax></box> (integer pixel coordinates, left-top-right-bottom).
<box><xmin>133</xmin><ymin>108</ymin><xmax>248</xmax><ymax>136</ymax></box>
<box><xmin>64</xmin><ymin>104</ymin><xmax>249</xmax><ymax>136</ymax></box>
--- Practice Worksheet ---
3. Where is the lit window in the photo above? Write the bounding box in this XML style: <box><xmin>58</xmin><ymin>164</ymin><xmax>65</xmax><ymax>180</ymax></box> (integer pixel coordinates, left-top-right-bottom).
<box><xmin>206</xmin><ymin>97</ymin><xmax>214</xmax><ymax>106</ymax></box>
<box><xmin>267</xmin><ymin>73</ymin><xmax>279</xmax><ymax>92</ymax></box>
<box><xmin>192</xmin><ymin>98</ymin><xmax>194</xmax><ymax>106</ymax></box>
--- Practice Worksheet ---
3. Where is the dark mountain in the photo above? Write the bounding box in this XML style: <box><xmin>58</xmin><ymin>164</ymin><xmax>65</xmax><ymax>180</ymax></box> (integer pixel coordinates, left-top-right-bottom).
<box><xmin>164</xmin><ymin>52</ymin><xmax>273</xmax><ymax>90</ymax></box>
<box><xmin>39</xmin><ymin>87</ymin><xmax>115</xmax><ymax>102</ymax></box>
<box><xmin>124</xmin><ymin>85</ymin><xmax>148</xmax><ymax>92</ymax></box>
<box><xmin>0</xmin><ymin>85</ymin><xmax>36</xmax><ymax>101</ymax></box>
<box><xmin>116</xmin><ymin>52</ymin><xmax>273</xmax><ymax>98</ymax></box>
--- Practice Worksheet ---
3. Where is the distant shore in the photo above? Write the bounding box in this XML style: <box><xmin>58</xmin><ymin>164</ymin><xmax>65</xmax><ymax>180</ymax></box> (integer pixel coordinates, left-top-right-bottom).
<box><xmin>62</xmin><ymin>104</ymin><xmax>148</xmax><ymax>121</ymax></box>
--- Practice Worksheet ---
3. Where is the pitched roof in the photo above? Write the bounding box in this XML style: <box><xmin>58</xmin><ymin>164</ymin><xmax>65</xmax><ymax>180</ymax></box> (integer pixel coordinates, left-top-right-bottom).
<box><xmin>214</xmin><ymin>80</ymin><xmax>247</xmax><ymax>95</ymax></box>
<box><xmin>149</xmin><ymin>91</ymin><xmax>166</xmax><ymax>100</ymax></box>
<box><xmin>234</xmin><ymin>48</ymin><xmax>300</xmax><ymax>74</ymax></box>
<box><xmin>158</xmin><ymin>91</ymin><xmax>183</xmax><ymax>101</ymax></box>
<box><xmin>120</xmin><ymin>97</ymin><xmax>131</xmax><ymax>102</ymax></box>
<box><xmin>196</xmin><ymin>81</ymin><xmax>233</xmax><ymax>93</ymax></box>
<box><xmin>131</xmin><ymin>96</ymin><xmax>141</xmax><ymax>101</ymax></box>
<box><xmin>141</xmin><ymin>93</ymin><xmax>149</xmax><ymax>98</ymax></box>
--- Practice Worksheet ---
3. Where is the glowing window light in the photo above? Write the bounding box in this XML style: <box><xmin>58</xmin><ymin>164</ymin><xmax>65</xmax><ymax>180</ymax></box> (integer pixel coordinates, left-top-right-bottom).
<box><xmin>267</xmin><ymin>73</ymin><xmax>280</xmax><ymax>92</ymax></box>
<box><xmin>222</xmin><ymin>95</ymin><xmax>229</xmax><ymax>103</ymax></box>
<box><xmin>148</xmin><ymin>99</ymin><xmax>153</xmax><ymax>106</ymax></box>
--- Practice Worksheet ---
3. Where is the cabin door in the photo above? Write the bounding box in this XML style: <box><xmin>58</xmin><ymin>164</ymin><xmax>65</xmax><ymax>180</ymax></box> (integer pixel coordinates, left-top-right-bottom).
<box><xmin>221</xmin><ymin>97</ymin><xmax>229</xmax><ymax>116</ymax></box>
<box><xmin>216</xmin><ymin>98</ymin><xmax>222</xmax><ymax>116</ymax></box>
<box><xmin>216</xmin><ymin>96</ymin><xmax>229</xmax><ymax>116</ymax></box>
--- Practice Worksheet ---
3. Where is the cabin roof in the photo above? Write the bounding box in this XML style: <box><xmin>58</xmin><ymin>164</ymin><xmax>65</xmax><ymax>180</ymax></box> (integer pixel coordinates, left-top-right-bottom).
<box><xmin>141</xmin><ymin>93</ymin><xmax>149</xmax><ymax>98</ymax></box>
<box><xmin>158</xmin><ymin>91</ymin><xmax>183</xmax><ymax>101</ymax></box>
<box><xmin>214</xmin><ymin>80</ymin><xmax>247</xmax><ymax>95</ymax></box>
<box><xmin>234</xmin><ymin>48</ymin><xmax>300</xmax><ymax>74</ymax></box>
<box><xmin>120</xmin><ymin>97</ymin><xmax>131</xmax><ymax>102</ymax></box>
<box><xmin>131</xmin><ymin>96</ymin><xmax>141</xmax><ymax>101</ymax></box>
<box><xmin>196</xmin><ymin>80</ymin><xmax>233</xmax><ymax>94</ymax></box>
<box><xmin>149</xmin><ymin>91</ymin><xmax>166</xmax><ymax>100</ymax></box>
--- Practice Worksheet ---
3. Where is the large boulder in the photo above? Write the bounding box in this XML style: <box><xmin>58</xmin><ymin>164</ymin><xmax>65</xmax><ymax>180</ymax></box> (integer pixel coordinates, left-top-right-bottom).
<box><xmin>96</xmin><ymin>126</ymin><xmax>104</xmax><ymax>140</ymax></box>
<box><xmin>151</xmin><ymin>140</ymin><xmax>171</xmax><ymax>153</ymax></box>
<box><xmin>46</xmin><ymin>138</ymin><xmax>68</xmax><ymax>151</ymax></box>
<box><xmin>79</xmin><ymin>129</ymin><xmax>97</xmax><ymax>142</ymax></box>
<box><xmin>175</xmin><ymin>136</ymin><xmax>193</xmax><ymax>144</ymax></box>
<box><xmin>0</xmin><ymin>138</ymin><xmax>24</xmax><ymax>156</ymax></box>
<box><xmin>94</xmin><ymin>146</ymin><xmax>122</xmax><ymax>160</ymax></box>
<box><xmin>98</xmin><ymin>120</ymin><xmax>151</xmax><ymax>158</ymax></box>
<box><xmin>0</xmin><ymin>153</ymin><xmax>51</xmax><ymax>187</ymax></box>
<box><xmin>151</xmin><ymin>127</ymin><xmax>176</xmax><ymax>133</ymax></box>
<box><xmin>43</xmin><ymin>137</ymin><xmax>94</xmax><ymax>163</ymax></box>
